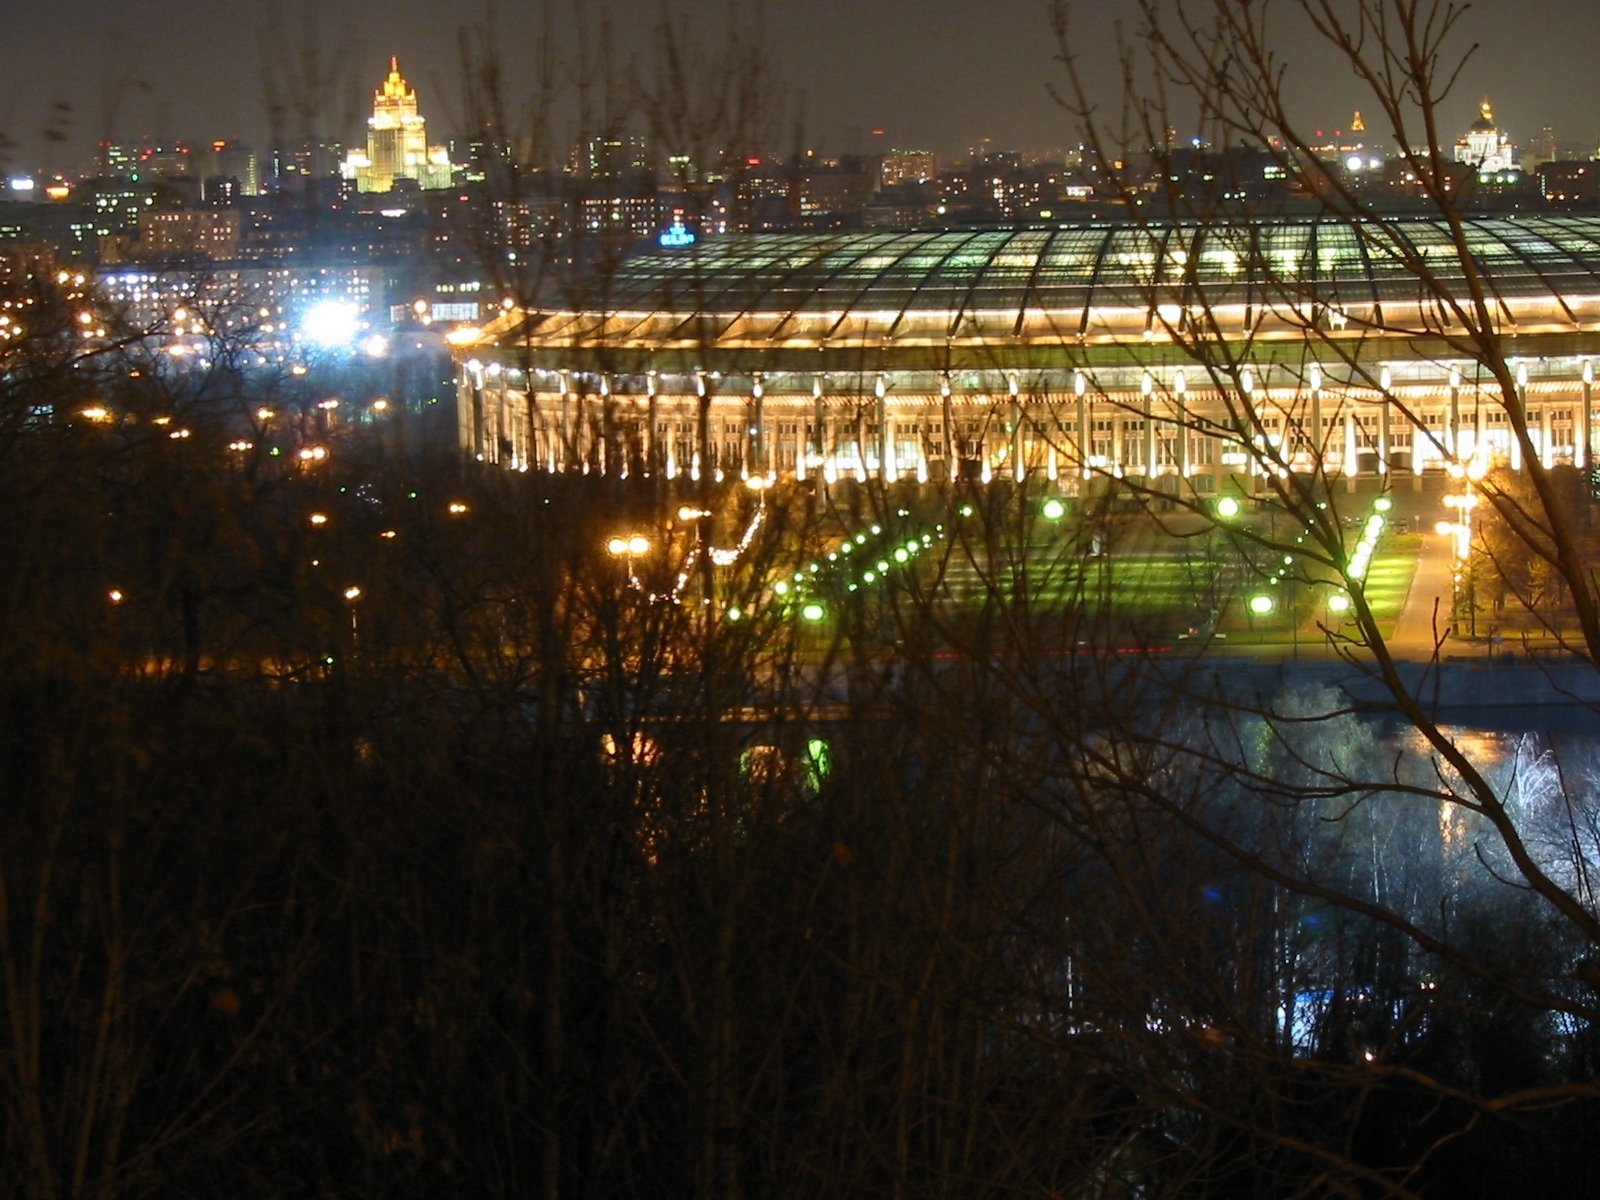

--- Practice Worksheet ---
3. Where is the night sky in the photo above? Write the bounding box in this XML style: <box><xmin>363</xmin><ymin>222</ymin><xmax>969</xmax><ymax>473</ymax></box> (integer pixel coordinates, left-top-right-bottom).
<box><xmin>2</xmin><ymin>0</ymin><xmax>1597</xmax><ymax>173</ymax></box>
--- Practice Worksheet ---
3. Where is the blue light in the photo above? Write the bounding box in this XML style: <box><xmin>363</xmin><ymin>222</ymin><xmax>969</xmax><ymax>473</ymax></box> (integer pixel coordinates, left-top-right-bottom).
<box><xmin>658</xmin><ymin>218</ymin><xmax>696</xmax><ymax>248</ymax></box>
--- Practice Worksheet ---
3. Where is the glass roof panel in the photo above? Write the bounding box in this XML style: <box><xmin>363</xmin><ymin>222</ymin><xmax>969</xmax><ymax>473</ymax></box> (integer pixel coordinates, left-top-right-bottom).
<box><xmin>594</xmin><ymin>215</ymin><xmax>1600</xmax><ymax>327</ymax></box>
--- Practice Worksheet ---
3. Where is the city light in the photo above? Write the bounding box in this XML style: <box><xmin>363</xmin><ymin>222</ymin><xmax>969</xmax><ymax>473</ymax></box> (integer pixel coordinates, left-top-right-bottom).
<box><xmin>300</xmin><ymin>300</ymin><xmax>361</xmax><ymax>347</ymax></box>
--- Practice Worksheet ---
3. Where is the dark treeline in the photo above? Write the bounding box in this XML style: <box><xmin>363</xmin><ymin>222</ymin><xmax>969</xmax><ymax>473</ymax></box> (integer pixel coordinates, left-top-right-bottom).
<box><xmin>4</xmin><ymin>287</ymin><xmax>1600</xmax><ymax>1198</ymax></box>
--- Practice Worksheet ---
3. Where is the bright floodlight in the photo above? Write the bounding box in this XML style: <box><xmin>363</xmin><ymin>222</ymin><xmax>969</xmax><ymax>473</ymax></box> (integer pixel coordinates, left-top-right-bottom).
<box><xmin>1217</xmin><ymin>496</ymin><xmax>1241</xmax><ymax>519</ymax></box>
<box><xmin>1248</xmin><ymin>594</ymin><xmax>1275</xmax><ymax>615</ymax></box>
<box><xmin>301</xmin><ymin>301</ymin><xmax>361</xmax><ymax>347</ymax></box>
<box><xmin>801</xmin><ymin>602</ymin><xmax>825</xmax><ymax>622</ymax></box>
<box><xmin>1042</xmin><ymin>498</ymin><xmax>1067</xmax><ymax>520</ymax></box>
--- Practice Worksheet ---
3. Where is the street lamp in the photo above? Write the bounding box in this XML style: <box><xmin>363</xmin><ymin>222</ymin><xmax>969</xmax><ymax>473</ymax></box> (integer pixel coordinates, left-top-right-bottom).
<box><xmin>343</xmin><ymin>585</ymin><xmax>362</xmax><ymax>648</ymax></box>
<box><xmin>606</xmin><ymin>533</ymin><xmax>653</xmax><ymax>586</ymax></box>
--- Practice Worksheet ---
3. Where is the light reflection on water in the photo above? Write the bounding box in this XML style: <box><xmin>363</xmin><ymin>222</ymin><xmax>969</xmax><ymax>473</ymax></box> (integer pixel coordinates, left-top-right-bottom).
<box><xmin>1379</xmin><ymin>704</ymin><xmax>1600</xmax><ymax>777</ymax></box>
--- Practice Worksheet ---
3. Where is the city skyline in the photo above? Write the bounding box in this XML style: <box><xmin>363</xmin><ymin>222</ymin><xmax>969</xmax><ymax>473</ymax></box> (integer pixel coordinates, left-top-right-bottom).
<box><xmin>4</xmin><ymin>0</ymin><xmax>1600</xmax><ymax>175</ymax></box>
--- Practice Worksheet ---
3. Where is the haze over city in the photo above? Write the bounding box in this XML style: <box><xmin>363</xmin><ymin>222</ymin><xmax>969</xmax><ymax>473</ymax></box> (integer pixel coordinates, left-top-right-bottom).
<box><xmin>5</xmin><ymin>0</ymin><xmax>1600</xmax><ymax>170</ymax></box>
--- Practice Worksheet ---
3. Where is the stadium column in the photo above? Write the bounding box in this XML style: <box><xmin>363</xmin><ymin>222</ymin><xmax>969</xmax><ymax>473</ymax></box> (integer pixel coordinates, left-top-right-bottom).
<box><xmin>751</xmin><ymin>375</ymin><xmax>765</xmax><ymax>477</ymax></box>
<box><xmin>875</xmin><ymin>374</ymin><xmax>889</xmax><ymax>481</ymax></box>
<box><xmin>1344</xmin><ymin>409</ymin><xmax>1358</xmax><ymax>492</ymax></box>
<box><xmin>1512</xmin><ymin>363</ymin><xmax>1527</xmax><ymax>471</ymax></box>
<box><xmin>559</xmin><ymin>370</ymin><xmax>573</xmax><ymax>471</ymax></box>
<box><xmin>1141</xmin><ymin>371</ymin><xmax>1155</xmax><ymax>483</ymax></box>
<box><xmin>1583</xmin><ymin>361</ymin><xmax>1594</xmax><ymax>472</ymax></box>
<box><xmin>1540</xmin><ymin>392</ymin><xmax>1553</xmax><ymax>470</ymax></box>
<box><xmin>1378</xmin><ymin>366</ymin><xmax>1392</xmax><ymax>483</ymax></box>
<box><xmin>600</xmin><ymin>374</ymin><xmax>615</xmax><ymax>475</ymax></box>
<box><xmin>813</xmin><ymin>379</ymin><xmax>827</xmax><ymax>475</ymax></box>
<box><xmin>1308</xmin><ymin>369</ymin><xmax>1324</xmax><ymax>478</ymax></box>
<box><xmin>1174</xmin><ymin>369</ymin><xmax>1188</xmax><ymax>482</ymax></box>
<box><xmin>1075</xmin><ymin>372</ymin><xmax>1089</xmax><ymax>485</ymax></box>
<box><xmin>1448</xmin><ymin>367</ymin><xmax>1460</xmax><ymax>463</ymax></box>
<box><xmin>942</xmin><ymin>376</ymin><xmax>958</xmax><ymax>482</ymax></box>
<box><xmin>647</xmin><ymin>372</ymin><xmax>659</xmax><ymax>476</ymax></box>
<box><xmin>1009</xmin><ymin>374</ymin><xmax>1023</xmax><ymax>482</ymax></box>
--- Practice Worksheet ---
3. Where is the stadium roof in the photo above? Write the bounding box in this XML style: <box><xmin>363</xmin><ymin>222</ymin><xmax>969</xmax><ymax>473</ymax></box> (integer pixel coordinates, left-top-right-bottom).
<box><xmin>474</xmin><ymin>214</ymin><xmax>1600</xmax><ymax>375</ymax></box>
<box><xmin>601</xmin><ymin>215</ymin><xmax>1600</xmax><ymax>321</ymax></box>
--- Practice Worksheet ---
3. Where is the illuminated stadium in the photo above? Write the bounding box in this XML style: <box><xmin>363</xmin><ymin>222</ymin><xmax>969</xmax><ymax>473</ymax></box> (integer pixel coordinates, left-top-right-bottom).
<box><xmin>455</xmin><ymin>214</ymin><xmax>1600</xmax><ymax>493</ymax></box>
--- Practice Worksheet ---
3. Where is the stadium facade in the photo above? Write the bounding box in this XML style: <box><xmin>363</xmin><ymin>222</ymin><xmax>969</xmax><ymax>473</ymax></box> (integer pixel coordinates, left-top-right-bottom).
<box><xmin>453</xmin><ymin>215</ymin><xmax>1600</xmax><ymax>494</ymax></box>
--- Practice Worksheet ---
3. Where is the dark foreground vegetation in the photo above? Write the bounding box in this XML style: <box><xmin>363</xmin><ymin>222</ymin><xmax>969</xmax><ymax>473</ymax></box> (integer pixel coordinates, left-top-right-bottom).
<box><xmin>4</xmin><ymin>271</ymin><xmax>1600</xmax><ymax>1200</ymax></box>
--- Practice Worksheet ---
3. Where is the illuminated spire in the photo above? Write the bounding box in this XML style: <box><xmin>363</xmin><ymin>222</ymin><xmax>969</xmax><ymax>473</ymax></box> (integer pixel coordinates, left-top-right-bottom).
<box><xmin>1351</xmin><ymin>110</ymin><xmax>1365</xmax><ymax>133</ymax></box>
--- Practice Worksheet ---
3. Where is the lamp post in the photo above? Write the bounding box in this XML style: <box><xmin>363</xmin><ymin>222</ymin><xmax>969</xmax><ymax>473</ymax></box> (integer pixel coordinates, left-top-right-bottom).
<box><xmin>606</xmin><ymin>533</ymin><xmax>652</xmax><ymax>588</ymax></box>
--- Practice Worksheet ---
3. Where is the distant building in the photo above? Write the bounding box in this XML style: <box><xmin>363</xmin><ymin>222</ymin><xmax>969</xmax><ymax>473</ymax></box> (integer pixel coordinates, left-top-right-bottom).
<box><xmin>1455</xmin><ymin>99</ymin><xmax>1516</xmax><ymax>177</ymax></box>
<box><xmin>577</xmin><ymin>134</ymin><xmax>649</xmax><ymax>179</ymax></box>
<box><xmin>343</xmin><ymin>58</ymin><xmax>452</xmax><ymax>193</ymax></box>
<box><xmin>206</xmin><ymin>140</ymin><xmax>261</xmax><ymax>197</ymax></box>
<box><xmin>97</xmin><ymin>260</ymin><xmax>392</xmax><ymax>333</ymax></box>
<box><xmin>271</xmin><ymin>140</ymin><xmax>344</xmax><ymax>191</ymax></box>
<box><xmin>881</xmin><ymin>151</ymin><xmax>937</xmax><ymax>188</ymax></box>
<box><xmin>1536</xmin><ymin>160</ymin><xmax>1600</xmax><ymax>204</ymax></box>
<box><xmin>136</xmin><ymin>208</ymin><xmax>242</xmax><ymax>260</ymax></box>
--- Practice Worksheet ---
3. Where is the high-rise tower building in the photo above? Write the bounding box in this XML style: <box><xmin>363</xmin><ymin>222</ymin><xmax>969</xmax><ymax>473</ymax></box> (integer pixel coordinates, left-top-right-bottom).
<box><xmin>343</xmin><ymin>58</ymin><xmax>452</xmax><ymax>192</ymax></box>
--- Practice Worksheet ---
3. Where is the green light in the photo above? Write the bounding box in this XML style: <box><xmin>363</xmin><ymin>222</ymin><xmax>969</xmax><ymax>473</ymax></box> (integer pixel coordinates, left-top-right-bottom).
<box><xmin>1283</xmin><ymin>554</ymin><xmax>1293</xmax><ymax>565</ymax></box>
<box><xmin>847</xmin><ymin>583</ymin><xmax>859</xmax><ymax>591</ymax></box>
<box><xmin>1217</xmin><ymin>496</ymin><xmax>1241</xmax><ymax>519</ymax></box>
<box><xmin>855</xmin><ymin>532</ymin><xmax>868</xmax><ymax>544</ymax></box>
<box><xmin>726</xmin><ymin>606</ymin><xmax>743</xmax><ymax>621</ymax></box>
<box><xmin>827</xmin><ymin>552</ymin><xmax>837</xmax><ymax>562</ymax></box>
<box><xmin>1328</xmin><ymin>592</ymin><xmax>1351</xmax><ymax>613</ymax></box>
<box><xmin>1374</xmin><ymin>496</ymin><xmax>1392</xmax><ymax>512</ymax></box>
<box><xmin>1248</xmin><ymin>594</ymin><xmax>1274</xmax><ymax>615</ymax></box>
<box><xmin>801</xmin><ymin>602</ymin><xmax>825</xmax><ymax>622</ymax></box>
<box><xmin>808</xmin><ymin>563</ymin><xmax>820</xmax><ymax>573</ymax></box>
<box><xmin>893</xmin><ymin>548</ymin><xmax>909</xmax><ymax>563</ymax></box>
<box><xmin>876</xmin><ymin>560</ymin><xmax>889</xmax><ymax>572</ymax></box>
<box><xmin>804</xmin><ymin>738</ymin><xmax>832</xmax><ymax>790</ymax></box>
<box><xmin>774</xmin><ymin>580</ymin><xmax>789</xmax><ymax>595</ymax></box>
<box><xmin>1042</xmin><ymin>498</ymin><xmax>1066</xmax><ymax>520</ymax></box>
<box><xmin>959</xmin><ymin>504</ymin><xmax>975</xmax><ymax>517</ymax></box>
<box><xmin>863</xmin><ymin>571</ymin><xmax>876</xmax><ymax>583</ymax></box>
<box><xmin>839</xmin><ymin>542</ymin><xmax>853</xmax><ymax>554</ymax></box>
<box><xmin>871</xmin><ymin>524</ymin><xmax>882</xmax><ymax>535</ymax></box>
